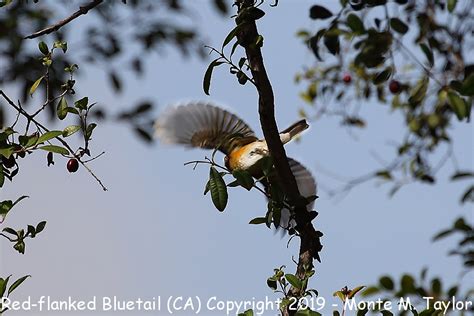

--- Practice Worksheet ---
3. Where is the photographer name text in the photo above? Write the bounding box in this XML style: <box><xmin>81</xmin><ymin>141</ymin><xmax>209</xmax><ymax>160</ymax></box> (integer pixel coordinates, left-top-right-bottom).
<box><xmin>0</xmin><ymin>295</ymin><xmax>472</xmax><ymax>314</ymax></box>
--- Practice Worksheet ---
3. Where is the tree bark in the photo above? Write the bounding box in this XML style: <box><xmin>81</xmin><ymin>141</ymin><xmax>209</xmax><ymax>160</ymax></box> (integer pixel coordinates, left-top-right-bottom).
<box><xmin>234</xmin><ymin>1</ymin><xmax>323</xmax><ymax>315</ymax></box>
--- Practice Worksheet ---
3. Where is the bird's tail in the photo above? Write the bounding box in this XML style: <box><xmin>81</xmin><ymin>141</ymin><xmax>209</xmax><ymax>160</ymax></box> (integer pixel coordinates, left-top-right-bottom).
<box><xmin>279</xmin><ymin>119</ymin><xmax>309</xmax><ymax>144</ymax></box>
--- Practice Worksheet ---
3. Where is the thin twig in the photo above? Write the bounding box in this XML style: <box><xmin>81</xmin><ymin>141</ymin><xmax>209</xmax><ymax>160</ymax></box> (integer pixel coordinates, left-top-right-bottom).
<box><xmin>24</xmin><ymin>0</ymin><xmax>104</xmax><ymax>39</ymax></box>
<box><xmin>0</xmin><ymin>90</ymin><xmax>107</xmax><ymax>191</ymax></box>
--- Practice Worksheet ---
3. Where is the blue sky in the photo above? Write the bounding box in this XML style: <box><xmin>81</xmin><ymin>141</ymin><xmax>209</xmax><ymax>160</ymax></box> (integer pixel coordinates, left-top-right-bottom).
<box><xmin>1</xmin><ymin>1</ymin><xmax>472</xmax><ymax>315</ymax></box>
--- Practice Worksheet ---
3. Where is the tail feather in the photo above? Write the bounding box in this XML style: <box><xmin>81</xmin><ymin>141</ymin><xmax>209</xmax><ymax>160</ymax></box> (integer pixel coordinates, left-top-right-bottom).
<box><xmin>279</xmin><ymin>119</ymin><xmax>309</xmax><ymax>144</ymax></box>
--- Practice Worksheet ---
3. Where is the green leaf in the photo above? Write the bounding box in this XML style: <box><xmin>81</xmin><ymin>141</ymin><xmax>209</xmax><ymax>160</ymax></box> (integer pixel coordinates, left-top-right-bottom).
<box><xmin>238</xmin><ymin>309</ymin><xmax>254</xmax><ymax>316</ymax></box>
<box><xmin>12</xmin><ymin>195</ymin><xmax>28</xmax><ymax>208</ymax></box>
<box><xmin>203</xmin><ymin>180</ymin><xmax>210</xmax><ymax>195</ymax></box>
<box><xmin>420</xmin><ymin>43</ymin><xmax>434</xmax><ymax>67</ymax></box>
<box><xmin>38</xmin><ymin>41</ymin><xmax>49</xmax><ymax>55</ymax></box>
<box><xmin>400</xmin><ymin>274</ymin><xmax>416</xmax><ymax>293</ymax></box>
<box><xmin>7</xmin><ymin>275</ymin><xmax>30</xmax><ymax>296</ymax></box>
<box><xmin>347</xmin><ymin>14</ymin><xmax>365</xmax><ymax>34</ymax></box>
<box><xmin>333</xmin><ymin>290</ymin><xmax>345</xmax><ymax>301</ymax></box>
<box><xmin>29</xmin><ymin>76</ymin><xmax>44</xmax><ymax>96</ymax></box>
<box><xmin>53</xmin><ymin>40</ymin><xmax>67</xmax><ymax>53</ymax></box>
<box><xmin>285</xmin><ymin>274</ymin><xmax>302</xmax><ymax>289</ymax></box>
<box><xmin>408</xmin><ymin>77</ymin><xmax>429</xmax><ymax>106</ymax></box>
<box><xmin>348</xmin><ymin>286</ymin><xmax>366</xmax><ymax>299</ymax></box>
<box><xmin>324</xmin><ymin>32</ymin><xmax>340</xmax><ymax>55</ymax></box>
<box><xmin>0</xmin><ymin>164</ymin><xmax>4</xmax><ymax>188</ymax></box>
<box><xmin>57</xmin><ymin>96</ymin><xmax>68</xmax><ymax>120</ymax></box>
<box><xmin>209</xmin><ymin>167</ymin><xmax>228</xmax><ymax>212</ymax></box>
<box><xmin>203</xmin><ymin>59</ymin><xmax>225</xmax><ymax>95</ymax></box>
<box><xmin>63</xmin><ymin>125</ymin><xmax>81</xmax><ymax>137</ymax></box>
<box><xmin>222</xmin><ymin>24</ymin><xmax>242</xmax><ymax>49</ymax></box>
<box><xmin>86</xmin><ymin>123</ymin><xmax>97</xmax><ymax>140</ymax></box>
<box><xmin>309</xmin><ymin>5</ymin><xmax>333</xmax><ymax>19</ymax></box>
<box><xmin>432</xmin><ymin>229</ymin><xmax>453</xmax><ymax>241</ymax></box>
<box><xmin>39</xmin><ymin>145</ymin><xmax>69</xmax><ymax>155</ymax></box>
<box><xmin>14</xmin><ymin>240</ymin><xmax>25</xmax><ymax>254</ymax></box>
<box><xmin>379</xmin><ymin>276</ymin><xmax>394</xmax><ymax>290</ymax></box>
<box><xmin>0</xmin><ymin>200</ymin><xmax>13</xmax><ymax>223</ymax></box>
<box><xmin>37</xmin><ymin>130</ymin><xmax>62</xmax><ymax>144</ymax></box>
<box><xmin>266</xmin><ymin>277</ymin><xmax>277</xmax><ymax>290</ymax></box>
<box><xmin>249</xmin><ymin>217</ymin><xmax>267</xmax><ymax>225</ymax></box>
<box><xmin>0</xmin><ymin>275</ymin><xmax>10</xmax><ymax>297</ymax></box>
<box><xmin>231</xmin><ymin>169</ymin><xmax>254</xmax><ymax>190</ymax></box>
<box><xmin>74</xmin><ymin>97</ymin><xmax>88</xmax><ymax>110</ymax></box>
<box><xmin>431</xmin><ymin>278</ymin><xmax>442</xmax><ymax>295</ymax></box>
<box><xmin>447</xmin><ymin>91</ymin><xmax>468</xmax><ymax>120</ymax></box>
<box><xmin>447</xmin><ymin>0</ymin><xmax>457</xmax><ymax>12</ymax></box>
<box><xmin>36</xmin><ymin>221</ymin><xmax>46</xmax><ymax>234</ymax></box>
<box><xmin>0</xmin><ymin>145</ymin><xmax>15</xmax><ymax>159</ymax></box>
<box><xmin>461</xmin><ymin>185</ymin><xmax>474</xmax><ymax>204</ymax></box>
<box><xmin>373</xmin><ymin>67</ymin><xmax>392</xmax><ymax>84</ymax></box>
<box><xmin>390</xmin><ymin>18</ymin><xmax>408</xmax><ymax>34</ymax></box>
<box><xmin>361</xmin><ymin>286</ymin><xmax>380</xmax><ymax>296</ymax></box>
<box><xmin>460</xmin><ymin>73</ymin><xmax>474</xmax><ymax>96</ymax></box>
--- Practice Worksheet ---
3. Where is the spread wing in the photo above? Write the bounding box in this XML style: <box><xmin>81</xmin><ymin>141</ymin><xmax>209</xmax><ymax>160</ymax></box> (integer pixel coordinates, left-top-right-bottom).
<box><xmin>154</xmin><ymin>102</ymin><xmax>257</xmax><ymax>155</ymax></box>
<box><xmin>273</xmin><ymin>158</ymin><xmax>317</xmax><ymax>231</ymax></box>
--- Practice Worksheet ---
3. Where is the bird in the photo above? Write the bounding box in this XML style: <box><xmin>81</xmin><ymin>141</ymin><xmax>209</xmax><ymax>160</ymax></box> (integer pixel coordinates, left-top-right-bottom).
<box><xmin>154</xmin><ymin>102</ymin><xmax>317</xmax><ymax>230</ymax></box>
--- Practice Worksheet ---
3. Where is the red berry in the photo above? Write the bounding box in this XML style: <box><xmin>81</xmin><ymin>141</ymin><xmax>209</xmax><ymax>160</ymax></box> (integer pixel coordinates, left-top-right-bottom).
<box><xmin>67</xmin><ymin>158</ymin><xmax>79</xmax><ymax>173</ymax></box>
<box><xmin>389</xmin><ymin>80</ymin><xmax>401</xmax><ymax>94</ymax></box>
<box><xmin>342</xmin><ymin>73</ymin><xmax>352</xmax><ymax>84</ymax></box>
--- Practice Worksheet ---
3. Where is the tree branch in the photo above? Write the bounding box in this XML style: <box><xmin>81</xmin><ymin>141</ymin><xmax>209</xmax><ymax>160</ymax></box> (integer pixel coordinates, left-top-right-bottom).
<box><xmin>0</xmin><ymin>90</ymin><xmax>107</xmax><ymax>191</ymax></box>
<box><xmin>234</xmin><ymin>1</ymin><xmax>323</xmax><ymax>315</ymax></box>
<box><xmin>24</xmin><ymin>0</ymin><xmax>104</xmax><ymax>39</ymax></box>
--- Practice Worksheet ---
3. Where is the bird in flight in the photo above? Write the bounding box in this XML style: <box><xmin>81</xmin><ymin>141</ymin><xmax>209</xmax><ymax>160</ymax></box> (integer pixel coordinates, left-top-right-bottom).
<box><xmin>155</xmin><ymin>102</ymin><xmax>316</xmax><ymax>230</ymax></box>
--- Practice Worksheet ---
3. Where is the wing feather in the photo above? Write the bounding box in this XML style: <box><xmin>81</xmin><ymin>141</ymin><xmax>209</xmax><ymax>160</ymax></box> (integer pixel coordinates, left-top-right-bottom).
<box><xmin>154</xmin><ymin>102</ymin><xmax>257</xmax><ymax>154</ymax></box>
<box><xmin>280</xmin><ymin>158</ymin><xmax>317</xmax><ymax>230</ymax></box>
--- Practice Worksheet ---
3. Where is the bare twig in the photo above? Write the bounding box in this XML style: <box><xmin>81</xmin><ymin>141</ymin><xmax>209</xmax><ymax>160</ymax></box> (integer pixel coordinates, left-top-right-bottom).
<box><xmin>0</xmin><ymin>90</ymin><xmax>108</xmax><ymax>191</ymax></box>
<box><xmin>24</xmin><ymin>0</ymin><xmax>104</xmax><ymax>39</ymax></box>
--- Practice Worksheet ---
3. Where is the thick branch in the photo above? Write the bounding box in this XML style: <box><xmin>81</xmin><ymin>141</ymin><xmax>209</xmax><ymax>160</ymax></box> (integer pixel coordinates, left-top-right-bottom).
<box><xmin>24</xmin><ymin>0</ymin><xmax>104</xmax><ymax>39</ymax></box>
<box><xmin>234</xmin><ymin>2</ymin><xmax>323</xmax><ymax>314</ymax></box>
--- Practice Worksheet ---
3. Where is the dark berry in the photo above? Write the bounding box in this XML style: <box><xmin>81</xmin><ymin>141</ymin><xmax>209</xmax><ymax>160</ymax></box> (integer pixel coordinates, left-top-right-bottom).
<box><xmin>342</xmin><ymin>73</ymin><xmax>352</xmax><ymax>84</ymax></box>
<box><xmin>389</xmin><ymin>80</ymin><xmax>401</xmax><ymax>94</ymax></box>
<box><xmin>67</xmin><ymin>158</ymin><xmax>79</xmax><ymax>173</ymax></box>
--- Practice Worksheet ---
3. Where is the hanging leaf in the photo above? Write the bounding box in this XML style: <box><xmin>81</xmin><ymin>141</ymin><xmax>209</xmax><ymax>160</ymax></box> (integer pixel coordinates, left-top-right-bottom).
<box><xmin>62</xmin><ymin>125</ymin><xmax>81</xmax><ymax>137</ymax></box>
<box><xmin>37</xmin><ymin>130</ymin><xmax>63</xmax><ymax>144</ymax></box>
<box><xmin>7</xmin><ymin>275</ymin><xmax>30</xmax><ymax>296</ymax></box>
<box><xmin>390</xmin><ymin>18</ymin><xmax>408</xmax><ymax>34</ymax></box>
<box><xmin>57</xmin><ymin>96</ymin><xmax>68</xmax><ymax>120</ymax></box>
<box><xmin>222</xmin><ymin>24</ymin><xmax>242</xmax><ymax>49</ymax></box>
<box><xmin>208</xmin><ymin>167</ymin><xmax>228</xmax><ymax>212</ymax></box>
<box><xmin>285</xmin><ymin>274</ymin><xmax>303</xmax><ymax>289</ymax></box>
<box><xmin>460</xmin><ymin>73</ymin><xmax>474</xmax><ymax>96</ymax></box>
<box><xmin>447</xmin><ymin>91</ymin><xmax>468</xmax><ymax>120</ymax></box>
<box><xmin>309</xmin><ymin>5</ymin><xmax>333</xmax><ymax>19</ymax></box>
<box><xmin>373</xmin><ymin>67</ymin><xmax>393</xmax><ymax>84</ymax></box>
<box><xmin>203</xmin><ymin>59</ymin><xmax>225</xmax><ymax>95</ymax></box>
<box><xmin>347</xmin><ymin>14</ymin><xmax>365</xmax><ymax>34</ymax></box>
<box><xmin>231</xmin><ymin>169</ymin><xmax>254</xmax><ymax>190</ymax></box>
<box><xmin>38</xmin><ymin>41</ymin><xmax>49</xmax><ymax>55</ymax></box>
<box><xmin>29</xmin><ymin>76</ymin><xmax>44</xmax><ymax>96</ymax></box>
<box><xmin>39</xmin><ymin>145</ymin><xmax>69</xmax><ymax>155</ymax></box>
<box><xmin>420</xmin><ymin>43</ymin><xmax>434</xmax><ymax>67</ymax></box>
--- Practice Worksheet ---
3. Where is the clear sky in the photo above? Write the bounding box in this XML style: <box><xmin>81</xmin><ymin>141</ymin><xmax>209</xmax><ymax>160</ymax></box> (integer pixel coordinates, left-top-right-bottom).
<box><xmin>1</xmin><ymin>1</ymin><xmax>472</xmax><ymax>315</ymax></box>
